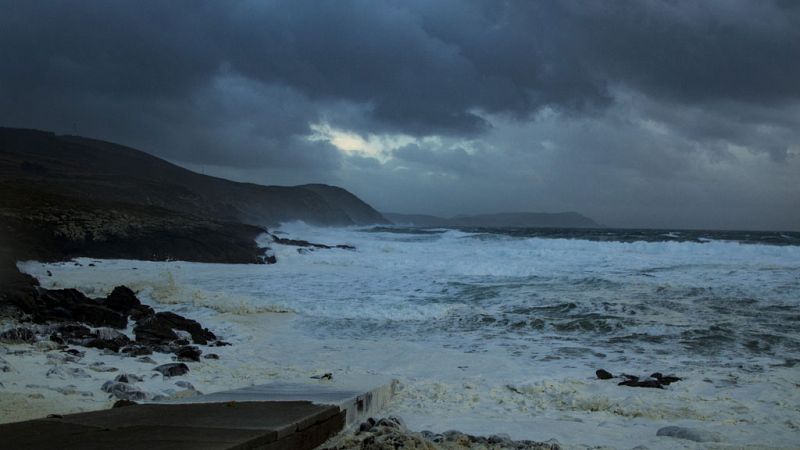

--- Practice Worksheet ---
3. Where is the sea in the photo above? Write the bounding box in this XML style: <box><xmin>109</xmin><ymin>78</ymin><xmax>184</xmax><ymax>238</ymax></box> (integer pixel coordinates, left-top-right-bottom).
<box><xmin>19</xmin><ymin>223</ymin><xmax>800</xmax><ymax>449</ymax></box>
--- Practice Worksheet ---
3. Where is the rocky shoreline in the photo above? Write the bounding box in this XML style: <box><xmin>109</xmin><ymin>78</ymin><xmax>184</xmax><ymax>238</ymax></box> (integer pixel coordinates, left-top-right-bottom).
<box><xmin>1</xmin><ymin>256</ymin><xmax>226</xmax><ymax>408</ymax></box>
<box><xmin>321</xmin><ymin>416</ymin><xmax>560</xmax><ymax>450</ymax></box>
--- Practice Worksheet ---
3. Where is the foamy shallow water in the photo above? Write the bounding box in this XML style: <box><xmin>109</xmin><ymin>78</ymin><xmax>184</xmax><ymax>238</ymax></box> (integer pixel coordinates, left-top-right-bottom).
<box><xmin>6</xmin><ymin>223</ymin><xmax>800</xmax><ymax>449</ymax></box>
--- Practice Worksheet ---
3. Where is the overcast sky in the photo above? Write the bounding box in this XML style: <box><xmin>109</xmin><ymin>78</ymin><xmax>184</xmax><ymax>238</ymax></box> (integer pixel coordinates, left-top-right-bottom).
<box><xmin>1</xmin><ymin>0</ymin><xmax>798</xmax><ymax>230</ymax></box>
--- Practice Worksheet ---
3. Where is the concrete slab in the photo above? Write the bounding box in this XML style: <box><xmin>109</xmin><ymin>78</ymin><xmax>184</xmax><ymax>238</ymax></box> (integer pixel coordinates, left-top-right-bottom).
<box><xmin>1</xmin><ymin>402</ymin><xmax>344</xmax><ymax>450</ymax></box>
<box><xmin>0</xmin><ymin>378</ymin><xmax>396</xmax><ymax>449</ymax></box>
<box><xmin>166</xmin><ymin>377</ymin><xmax>397</xmax><ymax>426</ymax></box>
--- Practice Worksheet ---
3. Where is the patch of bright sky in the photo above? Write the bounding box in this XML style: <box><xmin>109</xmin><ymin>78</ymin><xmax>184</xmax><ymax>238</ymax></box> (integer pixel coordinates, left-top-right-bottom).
<box><xmin>307</xmin><ymin>122</ymin><xmax>416</xmax><ymax>163</ymax></box>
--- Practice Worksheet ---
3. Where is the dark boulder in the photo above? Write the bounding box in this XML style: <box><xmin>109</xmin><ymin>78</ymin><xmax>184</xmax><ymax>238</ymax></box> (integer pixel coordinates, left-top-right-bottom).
<box><xmin>120</xmin><ymin>345</ymin><xmax>153</xmax><ymax>357</ymax></box>
<box><xmin>651</xmin><ymin>372</ymin><xmax>682</xmax><ymax>385</ymax></box>
<box><xmin>618</xmin><ymin>379</ymin><xmax>664</xmax><ymax>389</ymax></box>
<box><xmin>112</xmin><ymin>399</ymin><xmax>138</xmax><ymax>408</ymax></box>
<box><xmin>73</xmin><ymin>304</ymin><xmax>127</xmax><ymax>329</ymax></box>
<box><xmin>114</xmin><ymin>373</ymin><xmax>143</xmax><ymax>383</ymax></box>
<box><xmin>103</xmin><ymin>286</ymin><xmax>141</xmax><ymax>314</ymax></box>
<box><xmin>102</xmin><ymin>380</ymin><xmax>147</xmax><ymax>401</ymax></box>
<box><xmin>128</xmin><ymin>305</ymin><xmax>155</xmax><ymax>322</ymax></box>
<box><xmin>154</xmin><ymin>363</ymin><xmax>189</xmax><ymax>377</ymax></box>
<box><xmin>84</xmin><ymin>330</ymin><xmax>131</xmax><ymax>353</ymax></box>
<box><xmin>596</xmin><ymin>369</ymin><xmax>614</xmax><ymax>380</ymax></box>
<box><xmin>32</xmin><ymin>288</ymin><xmax>94</xmax><ymax>323</ymax></box>
<box><xmin>153</xmin><ymin>312</ymin><xmax>215</xmax><ymax>345</ymax></box>
<box><xmin>0</xmin><ymin>327</ymin><xmax>37</xmax><ymax>344</ymax></box>
<box><xmin>134</xmin><ymin>315</ymin><xmax>179</xmax><ymax>345</ymax></box>
<box><xmin>54</xmin><ymin>324</ymin><xmax>95</xmax><ymax>344</ymax></box>
<box><xmin>175</xmin><ymin>345</ymin><xmax>202</xmax><ymax>362</ymax></box>
<box><xmin>38</xmin><ymin>288</ymin><xmax>91</xmax><ymax>310</ymax></box>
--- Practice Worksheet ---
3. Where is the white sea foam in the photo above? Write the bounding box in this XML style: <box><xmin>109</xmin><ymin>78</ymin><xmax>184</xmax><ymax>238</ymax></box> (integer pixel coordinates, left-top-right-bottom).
<box><xmin>8</xmin><ymin>224</ymin><xmax>800</xmax><ymax>449</ymax></box>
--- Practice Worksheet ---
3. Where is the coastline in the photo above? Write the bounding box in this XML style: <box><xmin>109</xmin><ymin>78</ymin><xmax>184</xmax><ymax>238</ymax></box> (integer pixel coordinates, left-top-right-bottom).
<box><xmin>3</xmin><ymin>230</ymin><xmax>800</xmax><ymax>450</ymax></box>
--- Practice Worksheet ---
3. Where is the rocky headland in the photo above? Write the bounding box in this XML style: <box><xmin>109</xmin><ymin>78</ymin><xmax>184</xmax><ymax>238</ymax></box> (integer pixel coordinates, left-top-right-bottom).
<box><xmin>0</xmin><ymin>126</ymin><xmax>387</xmax><ymax>265</ymax></box>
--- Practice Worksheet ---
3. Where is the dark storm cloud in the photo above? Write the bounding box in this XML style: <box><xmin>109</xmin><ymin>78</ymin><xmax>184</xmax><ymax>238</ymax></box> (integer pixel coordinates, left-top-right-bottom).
<box><xmin>2</xmin><ymin>1</ymin><xmax>798</xmax><ymax>138</ymax></box>
<box><xmin>0</xmin><ymin>0</ymin><xmax>798</xmax><ymax>229</ymax></box>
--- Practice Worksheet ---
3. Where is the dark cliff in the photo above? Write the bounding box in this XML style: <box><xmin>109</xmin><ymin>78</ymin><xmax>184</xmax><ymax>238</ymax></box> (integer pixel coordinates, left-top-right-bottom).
<box><xmin>0</xmin><ymin>127</ymin><xmax>387</xmax><ymax>263</ymax></box>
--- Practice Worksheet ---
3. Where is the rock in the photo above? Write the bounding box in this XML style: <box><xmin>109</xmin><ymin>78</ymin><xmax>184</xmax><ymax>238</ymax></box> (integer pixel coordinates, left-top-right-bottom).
<box><xmin>84</xmin><ymin>329</ymin><xmax>132</xmax><ymax>352</ymax></box>
<box><xmin>175</xmin><ymin>345</ymin><xmax>202</xmax><ymax>362</ymax></box>
<box><xmin>120</xmin><ymin>345</ymin><xmax>153</xmax><ymax>356</ymax></box>
<box><xmin>618</xmin><ymin>379</ymin><xmax>663</xmax><ymax>389</ymax></box>
<box><xmin>103</xmin><ymin>286</ymin><xmax>141</xmax><ymax>314</ymax></box>
<box><xmin>596</xmin><ymin>369</ymin><xmax>614</xmax><ymax>380</ymax></box>
<box><xmin>62</xmin><ymin>348</ymin><xmax>85</xmax><ymax>358</ymax></box>
<box><xmin>34</xmin><ymin>340</ymin><xmax>61</xmax><ymax>351</ymax></box>
<box><xmin>488</xmin><ymin>434</ymin><xmax>512</xmax><ymax>445</ymax></box>
<box><xmin>134</xmin><ymin>315</ymin><xmax>179</xmax><ymax>345</ymax></box>
<box><xmin>89</xmin><ymin>362</ymin><xmax>118</xmax><ymax>373</ymax></box>
<box><xmin>651</xmin><ymin>373</ymin><xmax>682</xmax><ymax>385</ymax></box>
<box><xmin>134</xmin><ymin>312</ymin><xmax>217</xmax><ymax>346</ymax></box>
<box><xmin>102</xmin><ymin>381</ymin><xmax>147</xmax><ymax>401</ymax></box>
<box><xmin>311</xmin><ymin>372</ymin><xmax>333</xmax><ymax>380</ymax></box>
<box><xmin>48</xmin><ymin>367</ymin><xmax>91</xmax><ymax>379</ymax></box>
<box><xmin>175</xmin><ymin>380</ymin><xmax>195</xmax><ymax>390</ymax></box>
<box><xmin>136</xmin><ymin>356</ymin><xmax>157</xmax><ymax>364</ymax></box>
<box><xmin>657</xmin><ymin>426</ymin><xmax>722</xmax><ymax>443</ymax></box>
<box><xmin>154</xmin><ymin>363</ymin><xmax>189</xmax><ymax>377</ymax></box>
<box><xmin>203</xmin><ymin>353</ymin><xmax>219</xmax><ymax>360</ymax></box>
<box><xmin>153</xmin><ymin>312</ymin><xmax>216</xmax><ymax>345</ymax></box>
<box><xmin>0</xmin><ymin>327</ymin><xmax>37</xmax><ymax>344</ymax></box>
<box><xmin>115</xmin><ymin>373</ymin><xmax>144</xmax><ymax>383</ymax></box>
<box><xmin>52</xmin><ymin>385</ymin><xmax>94</xmax><ymax>397</ymax></box>
<box><xmin>73</xmin><ymin>304</ymin><xmax>127</xmax><ymax>329</ymax></box>
<box><xmin>376</xmin><ymin>416</ymin><xmax>405</xmax><ymax>429</ymax></box>
<box><xmin>38</xmin><ymin>288</ymin><xmax>90</xmax><ymax>310</ymax></box>
<box><xmin>128</xmin><ymin>305</ymin><xmax>155</xmax><ymax>322</ymax></box>
<box><xmin>55</xmin><ymin>324</ymin><xmax>94</xmax><ymax>344</ymax></box>
<box><xmin>112</xmin><ymin>399</ymin><xmax>138</xmax><ymax>408</ymax></box>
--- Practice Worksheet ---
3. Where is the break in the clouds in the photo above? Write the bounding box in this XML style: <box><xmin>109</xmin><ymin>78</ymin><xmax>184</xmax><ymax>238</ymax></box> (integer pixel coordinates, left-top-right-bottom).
<box><xmin>1</xmin><ymin>0</ymin><xmax>798</xmax><ymax>230</ymax></box>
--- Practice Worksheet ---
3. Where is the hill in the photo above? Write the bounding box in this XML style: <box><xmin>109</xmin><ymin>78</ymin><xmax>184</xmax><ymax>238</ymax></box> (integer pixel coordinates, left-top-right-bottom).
<box><xmin>384</xmin><ymin>211</ymin><xmax>601</xmax><ymax>228</ymax></box>
<box><xmin>0</xmin><ymin>127</ymin><xmax>388</xmax><ymax>263</ymax></box>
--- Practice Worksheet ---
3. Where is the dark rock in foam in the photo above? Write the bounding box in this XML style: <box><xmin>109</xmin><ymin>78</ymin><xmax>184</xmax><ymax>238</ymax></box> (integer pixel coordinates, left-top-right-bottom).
<box><xmin>175</xmin><ymin>345</ymin><xmax>202</xmax><ymax>362</ymax></box>
<box><xmin>595</xmin><ymin>369</ymin><xmax>613</xmax><ymax>380</ymax></box>
<box><xmin>0</xmin><ymin>327</ymin><xmax>37</xmax><ymax>344</ymax></box>
<box><xmin>154</xmin><ymin>363</ymin><xmax>190</xmax><ymax>377</ymax></box>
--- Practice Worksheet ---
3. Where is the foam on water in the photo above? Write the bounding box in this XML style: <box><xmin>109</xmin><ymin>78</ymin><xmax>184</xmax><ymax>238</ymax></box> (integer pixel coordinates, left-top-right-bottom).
<box><xmin>14</xmin><ymin>223</ymin><xmax>800</xmax><ymax>449</ymax></box>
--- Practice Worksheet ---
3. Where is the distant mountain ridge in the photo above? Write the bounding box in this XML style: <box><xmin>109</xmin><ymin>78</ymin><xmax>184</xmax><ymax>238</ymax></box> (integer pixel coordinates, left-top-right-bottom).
<box><xmin>0</xmin><ymin>128</ymin><xmax>388</xmax><ymax>227</ymax></box>
<box><xmin>384</xmin><ymin>211</ymin><xmax>601</xmax><ymax>228</ymax></box>
<box><xmin>0</xmin><ymin>127</ymin><xmax>387</xmax><ymax>263</ymax></box>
